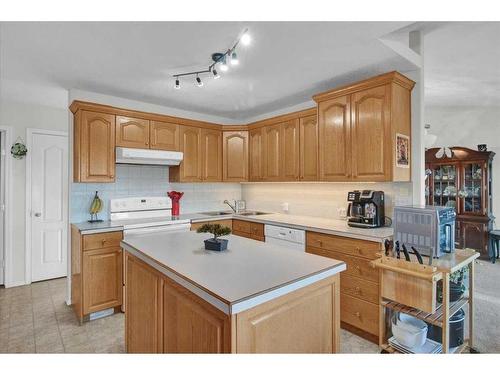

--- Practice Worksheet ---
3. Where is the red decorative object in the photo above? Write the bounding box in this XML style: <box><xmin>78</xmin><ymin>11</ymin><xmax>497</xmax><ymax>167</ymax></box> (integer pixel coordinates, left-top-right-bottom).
<box><xmin>167</xmin><ymin>191</ymin><xmax>184</xmax><ymax>217</ymax></box>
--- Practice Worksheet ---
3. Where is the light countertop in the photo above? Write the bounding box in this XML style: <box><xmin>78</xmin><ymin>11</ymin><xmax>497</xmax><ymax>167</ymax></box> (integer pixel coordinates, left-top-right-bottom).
<box><xmin>122</xmin><ymin>231</ymin><xmax>345</xmax><ymax>314</ymax></box>
<box><xmin>193</xmin><ymin>212</ymin><xmax>394</xmax><ymax>242</ymax></box>
<box><xmin>73</xmin><ymin>211</ymin><xmax>393</xmax><ymax>242</ymax></box>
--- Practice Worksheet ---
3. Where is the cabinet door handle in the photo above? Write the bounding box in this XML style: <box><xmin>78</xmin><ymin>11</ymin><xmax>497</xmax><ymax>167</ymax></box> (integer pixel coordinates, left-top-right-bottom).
<box><xmin>355</xmin><ymin>286</ymin><xmax>361</xmax><ymax>293</ymax></box>
<box><xmin>102</xmin><ymin>239</ymin><xmax>107</xmax><ymax>245</ymax></box>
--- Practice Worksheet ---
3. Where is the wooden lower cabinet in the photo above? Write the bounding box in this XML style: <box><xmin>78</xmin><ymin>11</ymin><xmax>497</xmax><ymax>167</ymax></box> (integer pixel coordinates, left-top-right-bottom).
<box><xmin>306</xmin><ymin>231</ymin><xmax>381</xmax><ymax>343</ymax></box>
<box><xmin>190</xmin><ymin>219</ymin><xmax>233</xmax><ymax>231</ymax></box>
<box><xmin>125</xmin><ymin>252</ymin><xmax>341</xmax><ymax>353</ymax></box>
<box><xmin>232</xmin><ymin>219</ymin><xmax>265</xmax><ymax>241</ymax></box>
<box><xmin>71</xmin><ymin>227</ymin><xmax>123</xmax><ymax>323</ymax></box>
<box><xmin>163</xmin><ymin>277</ymin><xmax>231</xmax><ymax>353</ymax></box>
<box><xmin>125</xmin><ymin>254</ymin><xmax>164</xmax><ymax>353</ymax></box>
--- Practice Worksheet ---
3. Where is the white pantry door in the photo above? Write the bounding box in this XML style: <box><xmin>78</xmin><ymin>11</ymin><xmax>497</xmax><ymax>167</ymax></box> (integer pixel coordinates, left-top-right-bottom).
<box><xmin>29</xmin><ymin>131</ymin><xmax>68</xmax><ymax>282</ymax></box>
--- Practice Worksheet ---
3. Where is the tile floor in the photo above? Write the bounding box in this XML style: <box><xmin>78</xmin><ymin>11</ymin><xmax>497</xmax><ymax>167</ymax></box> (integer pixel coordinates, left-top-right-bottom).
<box><xmin>0</xmin><ymin>278</ymin><xmax>124</xmax><ymax>353</ymax></box>
<box><xmin>0</xmin><ymin>277</ymin><xmax>376</xmax><ymax>354</ymax></box>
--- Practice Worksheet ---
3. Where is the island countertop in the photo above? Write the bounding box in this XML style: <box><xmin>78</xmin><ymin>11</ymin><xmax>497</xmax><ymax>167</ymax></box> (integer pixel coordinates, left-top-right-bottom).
<box><xmin>121</xmin><ymin>231</ymin><xmax>346</xmax><ymax>314</ymax></box>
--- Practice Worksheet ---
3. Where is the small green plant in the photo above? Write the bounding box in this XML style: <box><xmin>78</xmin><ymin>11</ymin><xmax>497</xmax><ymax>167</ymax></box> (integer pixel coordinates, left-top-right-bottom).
<box><xmin>196</xmin><ymin>223</ymin><xmax>231</xmax><ymax>241</ymax></box>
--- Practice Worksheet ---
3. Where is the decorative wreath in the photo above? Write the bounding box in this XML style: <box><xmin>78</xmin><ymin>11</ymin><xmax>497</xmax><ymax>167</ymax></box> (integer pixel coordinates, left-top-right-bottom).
<box><xmin>11</xmin><ymin>139</ymin><xmax>28</xmax><ymax>159</ymax></box>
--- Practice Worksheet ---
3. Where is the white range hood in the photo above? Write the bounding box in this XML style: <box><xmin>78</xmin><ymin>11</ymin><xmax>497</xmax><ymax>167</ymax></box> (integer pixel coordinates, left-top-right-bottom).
<box><xmin>116</xmin><ymin>147</ymin><xmax>183</xmax><ymax>166</ymax></box>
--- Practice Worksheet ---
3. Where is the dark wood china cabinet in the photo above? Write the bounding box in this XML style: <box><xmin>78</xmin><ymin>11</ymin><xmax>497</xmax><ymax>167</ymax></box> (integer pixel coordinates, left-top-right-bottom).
<box><xmin>426</xmin><ymin>147</ymin><xmax>495</xmax><ymax>260</ymax></box>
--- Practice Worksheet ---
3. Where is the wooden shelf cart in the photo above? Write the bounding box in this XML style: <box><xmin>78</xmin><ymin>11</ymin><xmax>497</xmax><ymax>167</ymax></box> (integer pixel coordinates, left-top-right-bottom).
<box><xmin>372</xmin><ymin>249</ymin><xmax>479</xmax><ymax>354</ymax></box>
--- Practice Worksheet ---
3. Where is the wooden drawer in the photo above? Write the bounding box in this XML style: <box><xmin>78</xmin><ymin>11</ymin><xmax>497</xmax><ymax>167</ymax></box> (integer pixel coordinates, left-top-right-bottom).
<box><xmin>232</xmin><ymin>229</ymin><xmax>265</xmax><ymax>242</ymax></box>
<box><xmin>233</xmin><ymin>220</ymin><xmax>264</xmax><ymax>237</ymax></box>
<box><xmin>191</xmin><ymin>219</ymin><xmax>233</xmax><ymax>231</ymax></box>
<box><xmin>307</xmin><ymin>231</ymin><xmax>381</xmax><ymax>260</ymax></box>
<box><xmin>340</xmin><ymin>274</ymin><xmax>379</xmax><ymax>304</ymax></box>
<box><xmin>83</xmin><ymin>231</ymin><xmax>123</xmax><ymax>251</ymax></box>
<box><xmin>340</xmin><ymin>294</ymin><xmax>379</xmax><ymax>336</ymax></box>
<box><xmin>306</xmin><ymin>247</ymin><xmax>379</xmax><ymax>283</ymax></box>
<box><xmin>233</xmin><ymin>219</ymin><xmax>252</xmax><ymax>233</ymax></box>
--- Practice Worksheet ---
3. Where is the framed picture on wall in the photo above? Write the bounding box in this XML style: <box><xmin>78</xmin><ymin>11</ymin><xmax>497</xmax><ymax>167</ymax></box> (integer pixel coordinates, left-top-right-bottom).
<box><xmin>396</xmin><ymin>133</ymin><xmax>410</xmax><ymax>168</ymax></box>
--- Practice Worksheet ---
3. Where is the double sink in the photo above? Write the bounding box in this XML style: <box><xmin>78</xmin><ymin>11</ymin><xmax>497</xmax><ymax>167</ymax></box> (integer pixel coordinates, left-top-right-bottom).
<box><xmin>201</xmin><ymin>210</ymin><xmax>269</xmax><ymax>217</ymax></box>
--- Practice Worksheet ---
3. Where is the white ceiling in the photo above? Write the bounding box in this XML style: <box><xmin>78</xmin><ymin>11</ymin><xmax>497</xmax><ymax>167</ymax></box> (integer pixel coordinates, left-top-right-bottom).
<box><xmin>424</xmin><ymin>22</ymin><xmax>500</xmax><ymax>107</ymax></box>
<box><xmin>0</xmin><ymin>22</ymin><xmax>416</xmax><ymax>121</ymax></box>
<box><xmin>1</xmin><ymin>22</ymin><xmax>498</xmax><ymax>122</ymax></box>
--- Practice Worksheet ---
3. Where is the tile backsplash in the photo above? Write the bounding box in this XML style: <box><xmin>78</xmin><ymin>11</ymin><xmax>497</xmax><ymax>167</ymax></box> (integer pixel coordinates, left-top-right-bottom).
<box><xmin>241</xmin><ymin>182</ymin><xmax>413</xmax><ymax>220</ymax></box>
<box><xmin>70</xmin><ymin>164</ymin><xmax>241</xmax><ymax>223</ymax></box>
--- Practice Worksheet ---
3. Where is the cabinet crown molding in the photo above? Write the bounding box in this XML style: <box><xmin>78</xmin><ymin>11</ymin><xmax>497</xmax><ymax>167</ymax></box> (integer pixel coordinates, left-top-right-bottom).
<box><xmin>313</xmin><ymin>71</ymin><xmax>415</xmax><ymax>103</ymax></box>
<box><xmin>69</xmin><ymin>100</ymin><xmax>223</xmax><ymax>131</ymax></box>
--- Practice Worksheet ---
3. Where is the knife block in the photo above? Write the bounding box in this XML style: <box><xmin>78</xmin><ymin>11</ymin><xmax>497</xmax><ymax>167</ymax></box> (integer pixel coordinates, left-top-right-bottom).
<box><xmin>372</xmin><ymin>257</ymin><xmax>441</xmax><ymax>313</ymax></box>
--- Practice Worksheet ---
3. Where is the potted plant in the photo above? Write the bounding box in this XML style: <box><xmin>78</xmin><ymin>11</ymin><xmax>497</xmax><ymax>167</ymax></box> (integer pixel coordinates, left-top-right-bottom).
<box><xmin>437</xmin><ymin>267</ymin><xmax>467</xmax><ymax>303</ymax></box>
<box><xmin>196</xmin><ymin>223</ymin><xmax>232</xmax><ymax>251</ymax></box>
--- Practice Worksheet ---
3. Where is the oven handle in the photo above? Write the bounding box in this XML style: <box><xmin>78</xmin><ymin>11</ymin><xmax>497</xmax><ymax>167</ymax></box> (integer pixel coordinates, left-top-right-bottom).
<box><xmin>124</xmin><ymin>223</ymin><xmax>191</xmax><ymax>236</ymax></box>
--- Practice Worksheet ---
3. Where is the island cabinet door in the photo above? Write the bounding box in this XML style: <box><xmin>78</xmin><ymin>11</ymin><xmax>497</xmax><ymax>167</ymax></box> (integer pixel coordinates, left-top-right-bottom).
<box><xmin>163</xmin><ymin>278</ymin><xmax>231</xmax><ymax>353</ymax></box>
<box><xmin>125</xmin><ymin>254</ymin><xmax>164</xmax><ymax>353</ymax></box>
<box><xmin>235</xmin><ymin>275</ymin><xmax>340</xmax><ymax>353</ymax></box>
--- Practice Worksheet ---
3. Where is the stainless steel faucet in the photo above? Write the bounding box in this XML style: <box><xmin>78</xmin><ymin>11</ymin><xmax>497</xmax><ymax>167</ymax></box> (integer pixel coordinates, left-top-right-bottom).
<box><xmin>224</xmin><ymin>199</ymin><xmax>238</xmax><ymax>213</ymax></box>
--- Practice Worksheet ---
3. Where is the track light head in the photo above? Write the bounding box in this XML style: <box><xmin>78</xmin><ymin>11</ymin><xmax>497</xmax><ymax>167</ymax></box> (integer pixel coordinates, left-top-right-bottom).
<box><xmin>241</xmin><ymin>32</ymin><xmax>251</xmax><ymax>46</ymax></box>
<box><xmin>212</xmin><ymin>68</ymin><xmax>220</xmax><ymax>79</ymax></box>
<box><xmin>230</xmin><ymin>51</ymin><xmax>239</xmax><ymax>65</ymax></box>
<box><xmin>174</xmin><ymin>78</ymin><xmax>180</xmax><ymax>89</ymax></box>
<box><xmin>220</xmin><ymin>56</ymin><xmax>229</xmax><ymax>72</ymax></box>
<box><xmin>196</xmin><ymin>75</ymin><xmax>203</xmax><ymax>87</ymax></box>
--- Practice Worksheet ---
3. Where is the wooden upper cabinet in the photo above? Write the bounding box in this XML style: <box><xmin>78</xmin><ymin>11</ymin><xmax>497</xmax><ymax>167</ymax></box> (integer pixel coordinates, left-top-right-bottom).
<box><xmin>249</xmin><ymin>128</ymin><xmax>264</xmax><ymax>181</ymax></box>
<box><xmin>175</xmin><ymin>126</ymin><xmax>203</xmax><ymax>182</ymax></box>
<box><xmin>350</xmin><ymin>85</ymin><xmax>391</xmax><ymax>181</ymax></box>
<box><xmin>314</xmin><ymin>71</ymin><xmax>415</xmax><ymax>182</ymax></box>
<box><xmin>74</xmin><ymin>110</ymin><xmax>116</xmax><ymax>182</ymax></box>
<box><xmin>115</xmin><ymin>116</ymin><xmax>150</xmax><ymax>148</ymax></box>
<box><xmin>299</xmin><ymin>115</ymin><xmax>318</xmax><ymax>181</ymax></box>
<box><xmin>281</xmin><ymin>120</ymin><xmax>300</xmax><ymax>181</ymax></box>
<box><xmin>150</xmin><ymin>121</ymin><xmax>179</xmax><ymax>151</ymax></box>
<box><xmin>263</xmin><ymin>124</ymin><xmax>282</xmax><ymax>181</ymax></box>
<box><xmin>318</xmin><ymin>95</ymin><xmax>351</xmax><ymax>181</ymax></box>
<box><xmin>223</xmin><ymin>131</ymin><xmax>248</xmax><ymax>182</ymax></box>
<box><xmin>201</xmin><ymin>128</ymin><xmax>222</xmax><ymax>182</ymax></box>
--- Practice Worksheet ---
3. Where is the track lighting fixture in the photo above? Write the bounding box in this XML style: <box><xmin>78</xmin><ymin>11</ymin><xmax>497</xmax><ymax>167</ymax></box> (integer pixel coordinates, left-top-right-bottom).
<box><xmin>241</xmin><ymin>32</ymin><xmax>251</xmax><ymax>46</ymax></box>
<box><xmin>230</xmin><ymin>51</ymin><xmax>239</xmax><ymax>65</ymax></box>
<box><xmin>196</xmin><ymin>75</ymin><xmax>203</xmax><ymax>87</ymax></box>
<box><xmin>219</xmin><ymin>57</ymin><xmax>228</xmax><ymax>72</ymax></box>
<box><xmin>172</xmin><ymin>28</ymin><xmax>250</xmax><ymax>90</ymax></box>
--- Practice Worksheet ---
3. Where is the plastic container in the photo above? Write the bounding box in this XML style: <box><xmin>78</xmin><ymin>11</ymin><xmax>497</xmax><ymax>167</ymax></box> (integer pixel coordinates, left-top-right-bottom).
<box><xmin>392</xmin><ymin>313</ymin><xmax>428</xmax><ymax>348</ymax></box>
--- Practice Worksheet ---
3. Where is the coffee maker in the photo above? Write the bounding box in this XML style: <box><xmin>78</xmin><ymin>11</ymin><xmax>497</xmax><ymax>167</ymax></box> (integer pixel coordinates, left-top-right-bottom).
<box><xmin>347</xmin><ymin>190</ymin><xmax>385</xmax><ymax>228</ymax></box>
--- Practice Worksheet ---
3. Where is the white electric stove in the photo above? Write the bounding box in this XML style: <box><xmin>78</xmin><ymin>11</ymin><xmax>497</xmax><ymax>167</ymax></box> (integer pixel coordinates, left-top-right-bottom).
<box><xmin>110</xmin><ymin>197</ymin><xmax>191</xmax><ymax>236</ymax></box>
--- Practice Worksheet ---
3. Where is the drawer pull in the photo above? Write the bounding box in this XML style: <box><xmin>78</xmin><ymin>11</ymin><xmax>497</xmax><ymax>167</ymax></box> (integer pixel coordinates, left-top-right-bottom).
<box><xmin>102</xmin><ymin>239</ymin><xmax>107</xmax><ymax>245</ymax></box>
<box><xmin>355</xmin><ymin>286</ymin><xmax>361</xmax><ymax>293</ymax></box>
<box><xmin>356</xmin><ymin>247</ymin><xmax>362</xmax><ymax>253</ymax></box>
<box><xmin>316</xmin><ymin>239</ymin><xmax>322</xmax><ymax>246</ymax></box>
<box><xmin>355</xmin><ymin>265</ymin><xmax>361</xmax><ymax>271</ymax></box>
<box><xmin>354</xmin><ymin>312</ymin><xmax>361</xmax><ymax>318</ymax></box>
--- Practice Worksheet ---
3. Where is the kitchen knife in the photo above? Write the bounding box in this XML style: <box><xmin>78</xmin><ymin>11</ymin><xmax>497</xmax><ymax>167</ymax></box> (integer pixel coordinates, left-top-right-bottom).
<box><xmin>401</xmin><ymin>244</ymin><xmax>411</xmax><ymax>262</ymax></box>
<box><xmin>395</xmin><ymin>241</ymin><xmax>400</xmax><ymax>259</ymax></box>
<box><xmin>411</xmin><ymin>246</ymin><xmax>424</xmax><ymax>265</ymax></box>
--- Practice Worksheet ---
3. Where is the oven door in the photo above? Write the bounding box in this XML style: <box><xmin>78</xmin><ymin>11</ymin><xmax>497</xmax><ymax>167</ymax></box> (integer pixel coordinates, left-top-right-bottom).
<box><xmin>124</xmin><ymin>223</ymin><xmax>191</xmax><ymax>237</ymax></box>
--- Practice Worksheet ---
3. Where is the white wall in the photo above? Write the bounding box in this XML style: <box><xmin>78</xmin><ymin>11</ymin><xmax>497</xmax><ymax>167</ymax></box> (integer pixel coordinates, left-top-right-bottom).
<box><xmin>425</xmin><ymin>105</ymin><xmax>500</xmax><ymax>226</ymax></box>
<box><xmin>0</xmin><ymin>80</ymin><xmax>69</xmax><ymax>286</ymax></box>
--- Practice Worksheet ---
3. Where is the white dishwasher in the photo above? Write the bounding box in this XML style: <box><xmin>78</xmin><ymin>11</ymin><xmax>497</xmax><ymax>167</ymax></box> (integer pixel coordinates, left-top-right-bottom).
<box><xmin>264</xmin><ymin>224</ymin><xmax>306</xmax><ymax>252</ymax></box>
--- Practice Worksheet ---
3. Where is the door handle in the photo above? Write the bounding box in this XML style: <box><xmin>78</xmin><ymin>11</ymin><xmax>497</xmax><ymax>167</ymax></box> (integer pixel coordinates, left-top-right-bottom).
<box><xmin>34</xmin><ymin>212</ymin><xmax>41</xmax><ymax>217</ymax></box>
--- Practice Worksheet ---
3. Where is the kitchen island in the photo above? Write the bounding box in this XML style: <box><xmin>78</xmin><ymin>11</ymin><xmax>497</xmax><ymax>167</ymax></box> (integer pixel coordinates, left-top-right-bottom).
<box><xmin>121</xmin><ymin>231</ymin><xmax>346</xmax><ymax>353</ymax></box>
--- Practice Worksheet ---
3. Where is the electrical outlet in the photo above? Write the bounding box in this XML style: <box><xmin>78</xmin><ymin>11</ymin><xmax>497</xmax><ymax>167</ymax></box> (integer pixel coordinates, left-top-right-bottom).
<box><xmin>338</xmin><ymin>207</ymin><xmax>347</xmax><ymax>219</ymax></box>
